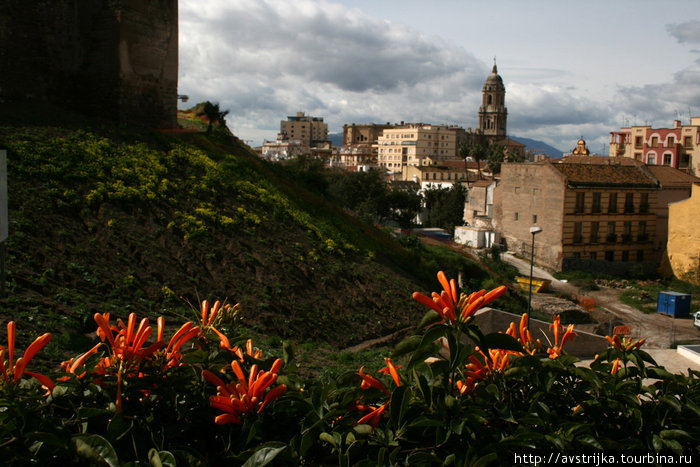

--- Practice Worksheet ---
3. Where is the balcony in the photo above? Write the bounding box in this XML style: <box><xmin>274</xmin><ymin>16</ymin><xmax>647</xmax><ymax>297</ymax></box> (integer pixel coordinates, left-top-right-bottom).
<box><xmin>621</xmin><ymin>234</ymin><xmax>632</xmax><ymax>243</ymax></box>
<box><xmin>639</xmin><ymin>203</ymin><xmax>649</xmax><ymax>214</ymax></box>
<box><xmin>573</xmin><ymin>235</ymin><xmax>583</xmax><ymax>244</ymax></box>
<box><xmin>637</xmin><ymin>232</ymin><xmax>649</xmax><ymax>242</ymax></box>
<box><xmin>606</xmin><ymin>233</ymin><xmax>617</xmax><ymax>243</ymax></box>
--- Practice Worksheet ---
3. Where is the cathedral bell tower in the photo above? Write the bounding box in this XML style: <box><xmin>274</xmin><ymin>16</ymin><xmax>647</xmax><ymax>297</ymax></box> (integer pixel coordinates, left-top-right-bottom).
<box><xmin>478</xmin><ymin>61</ymin><xmax>507</xmax><ymax>139</ymax></box>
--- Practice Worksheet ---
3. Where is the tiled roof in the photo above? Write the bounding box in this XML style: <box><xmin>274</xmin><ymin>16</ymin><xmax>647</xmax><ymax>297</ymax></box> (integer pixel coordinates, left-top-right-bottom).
<box><xmin>646</xmin><ymin>165</ymin><xmax>700</xmax><ymax>187</ymax></box>
<box><xmin>555</xmin><ymin>155</ymin><xmax>642</xmax><ymax>166</ymax></box>
<box><xmin>551</xmin><ymin>162</ymin><xmax>658</xmax><ymax>188</ymax></box>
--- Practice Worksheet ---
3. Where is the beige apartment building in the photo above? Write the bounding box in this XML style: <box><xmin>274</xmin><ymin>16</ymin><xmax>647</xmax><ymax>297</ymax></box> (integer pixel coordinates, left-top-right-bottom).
<box><xmin>496</xmin><ymin>158</ymin><xmax>660</xmax><ymax>272</ymax></box>
<box><xmin>376</xmin><ymin>124</ymin><xmax>467</xmax><ymax>171</ymax></box>
<box><xmin>280</xmin><ymin>112</ymin><xmax>329</xmax><ymax>147</ymax></box>
<box><xmin>609</xmin><ymin>118</ymin><xmax>700</xmax><ymax>175</ymax></box>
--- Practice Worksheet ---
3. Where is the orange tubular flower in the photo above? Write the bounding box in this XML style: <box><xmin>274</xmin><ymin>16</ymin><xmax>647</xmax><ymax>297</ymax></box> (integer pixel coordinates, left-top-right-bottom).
<box><xmin>611</xmin><ymin>358</ymin><xmax>622</xmax><ymax>375</ymax></box>
<box><xmin>606</xmin><ymin>334</ymin><xmax>646</xmax><ymax>352</ymax></box>
<box><xmin>203</xmin><ymin>357</ymin><xmax>287</xmax><ymax>425</ymax></box>
<box><xmin>457</xmin><ymin>347</ymin><xmax>511</xmax><ymax>394</ymax></box>
<box><xmin>153</xmin><ymin>317</ymin><xmax>200</xmax><ymax>370</ymax></box>
<box><xmin>377</xmin><ymin>358</ymin><xmax>401</xmax><ymax>387</ymax></box>
<box><xmin>413</xmin><ymin>271</ymin><xmax>508</xmax><ymax>327</ymax></box>
<box><xmin>505</xmin><ymin>313</ymin><xmax>542</xmax><ymax>355</ymax></box>
<box><xmin>547</xmin><ymin>315</ymin><xmax>578</xmax><ymax>359</ymax></box>
<box><xmin>1</xmin><ymin>322</ymin><xmax>54</xmax><ymax>392</ymax></box>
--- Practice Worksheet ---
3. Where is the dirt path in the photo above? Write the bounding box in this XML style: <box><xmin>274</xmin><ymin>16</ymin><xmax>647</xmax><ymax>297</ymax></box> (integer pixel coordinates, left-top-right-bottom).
<box><xmin>501</xmin><ymin>253</ymin><xmax>700</xmax><ymax>349</ymax></box>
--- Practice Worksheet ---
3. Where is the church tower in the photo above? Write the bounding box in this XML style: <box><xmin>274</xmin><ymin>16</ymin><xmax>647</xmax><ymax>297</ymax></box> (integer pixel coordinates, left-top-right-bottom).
<box><xmin>478</xmin><ymin>62</ymin><xmax>507</xmax><ymax>139</ymax></box>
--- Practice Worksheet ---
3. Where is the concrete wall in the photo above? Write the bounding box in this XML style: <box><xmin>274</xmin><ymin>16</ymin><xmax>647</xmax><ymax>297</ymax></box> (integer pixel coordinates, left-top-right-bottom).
<box><xmin>473</xmin><ymin>308</ymin><xmax>609</xmax><ymax>358</ymax></box>
<box><xmin>0</xmin><ymin>0</ymin><xmax>177</xmax><ymax>127</ymax></box>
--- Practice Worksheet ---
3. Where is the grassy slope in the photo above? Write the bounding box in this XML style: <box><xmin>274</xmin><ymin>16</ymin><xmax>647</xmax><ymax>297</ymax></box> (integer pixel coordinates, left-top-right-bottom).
<box><xmin>0</xmin><ymin>122</ymin><xmax>518</xmax><ymax>360</ymax></box>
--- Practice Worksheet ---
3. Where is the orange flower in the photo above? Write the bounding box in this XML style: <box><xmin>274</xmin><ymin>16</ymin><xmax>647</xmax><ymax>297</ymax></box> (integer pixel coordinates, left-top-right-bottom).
<box><xmin>413</xmin><ymin>271</ymin><xmax>507</xmax><ymax>326</ymax></box>
<box><xmin>354</xmin><ymin>402</ymin><xmax>388</xmax><ymax>427</ymax></box>
<box><xmin>154</xmin><ymin>318</ymin><xmax>199</xmax><ymax>370</ymax></box>
<box><xmin>353</xmin><ymin>361</ymin><xmax>404</xmax><ymax>426</ymax></box>
<box><xmin>457</xmin><ymin>347</ymin><xmax>511</xmax><ymax>394</ymax></box>
<box><xmin>377</xmin><ymin>358</ymin><xmax>401</xmax><ymax>387</ymax></box>
<box><xmin>605</xmin><ymin>334</ymin><xmax>645</xmax><ymax>352</ymax></box>
<box><xmin>547</xmin><ymin>315</ymin><xmax>577</xmax><ymax>359</ymax></box>
<box><xmin>505</xmin><ymin>313</ymin><xmax>544</xmax><ymax>355</ymax></box>
<box><xmin>60</xmin><ymin>343</ymin><xmax>102</xmax><ymax>379</ymax></box>
<box><xmin>203</xmin><ymin>357</ymin><xmax>287</xmax><ymax>425</ymax></box>
<box><xmin>611</xmin><ymin>358</ymin><xmax>622</xmax><ymax>375</ymax></box>
<box><xmin>0</xmin><ymin>321</ymin><xmax>54</xmax><ymax>392</ymax></box>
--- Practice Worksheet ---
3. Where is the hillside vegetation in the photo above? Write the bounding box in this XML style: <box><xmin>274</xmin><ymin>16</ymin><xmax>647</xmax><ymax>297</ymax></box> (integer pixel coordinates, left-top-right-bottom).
<box><xmin>0</xmin><ymin>122</ymin><xmax>513</xmax><ymax>357</ymax></box>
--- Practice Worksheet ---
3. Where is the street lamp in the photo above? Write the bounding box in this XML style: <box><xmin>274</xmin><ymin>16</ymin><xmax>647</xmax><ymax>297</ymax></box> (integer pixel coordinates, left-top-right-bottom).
<box><xmin>527</xmin><ymin>226</ymin><xmax>543</xmax><ymax>328</ymax></box>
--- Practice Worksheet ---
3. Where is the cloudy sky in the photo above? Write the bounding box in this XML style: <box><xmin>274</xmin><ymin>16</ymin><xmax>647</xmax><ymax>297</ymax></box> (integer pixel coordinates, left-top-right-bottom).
<box><xmin>179</xmin><ymin>0</ymin><xmax>700</xmax><ymax>153</ymax></box>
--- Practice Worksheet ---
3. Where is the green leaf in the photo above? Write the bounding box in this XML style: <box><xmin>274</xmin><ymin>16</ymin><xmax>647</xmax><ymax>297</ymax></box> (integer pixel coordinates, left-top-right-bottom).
<box><xmin>418</xmin><ymin>310</ymin><xmax>442</xmax><ymax>329</ymax></box>
<box><xmin>320</xmin><ymin>432</ymin><xmax>338</xmax><ymax>447</ymax></box>
<box><xmin>479</xmin><ymin>332</ymin><xmax>524</xmax><ymax>353</ymax></box>
<box><xmin>148</xmin><ymin>449</ymin><xmax>176</xmax><ymax>467</ymax></box>
<box><xmin>242</xmin><ymin>444</ymin><xmax>287</xmax><ymax>467</ymax></box>
<box><xmin>106</xmin><ymin>413</ymin><xmax>132</xmax><ymax>442</ymax></box>
<box><xmin>353</xmin><ymin>424</ymin><xmax>374</xmax><ymax>436</ymax></box>
<box><xmin>660</xmin><ymin>395</ymin><xmax>682</xmax><ymax>413</ymax></box>
<box><xmin>390</xmin><ymin>385</ymin><xmax>409</xmax><ymax>428</ymax></box>
<box><xmin>72</xmin><ymin>434</ymin><xmax>119</xmax><ymax>467</ymax></box>
<box><xmin>392</xmin><ymin>335</ymin><xmax>422</xmax><ymax>359</ymax></box>
<box><xmin>576</xmin><ymin>435</ymin><xmax>603</xmax><ymax>450</ymax></box>
<box><xmin>660</xmin><ymin>429</ymin><xmax>692</xmax><ymax>441</ymax></box>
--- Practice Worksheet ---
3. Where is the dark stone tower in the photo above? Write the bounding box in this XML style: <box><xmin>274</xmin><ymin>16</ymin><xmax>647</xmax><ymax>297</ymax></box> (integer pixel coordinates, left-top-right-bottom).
<box><xmin>0</xmin><ymin>0</ymin><xmax>178</xmax><ymax>128</ymax></box>
<box><xmin>478</xmin><ymin>62</ymin><xmax>507</xmax><ymax>138</ymax></box>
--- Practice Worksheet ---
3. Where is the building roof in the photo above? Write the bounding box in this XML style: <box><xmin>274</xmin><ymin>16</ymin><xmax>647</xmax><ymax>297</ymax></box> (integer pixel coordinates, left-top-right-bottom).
<box><xmin>646</xmin><ymin>165</ymin><xmax>700</xmax><ymax>188</ymax></box>
<box><xmin>555</xmin><ymin>155</ymin><xmax>642</xmax><ymax>166</ymax></box>
<box><xmin>550</xmin><ymin>162</ymin><xmax>658</xmax><ymax>188</ymax></box>
<box><xmin>471</xmin><ymin>179</ymin><xmax>495</xmax><ymax>188</ymax></box>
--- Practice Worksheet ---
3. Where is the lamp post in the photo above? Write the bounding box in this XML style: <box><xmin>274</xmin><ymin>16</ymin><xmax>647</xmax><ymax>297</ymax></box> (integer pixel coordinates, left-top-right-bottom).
<box><xmin>527</xmin><ymin>226</ymin><xmax>543</xmax><ymax>328</ymax></box>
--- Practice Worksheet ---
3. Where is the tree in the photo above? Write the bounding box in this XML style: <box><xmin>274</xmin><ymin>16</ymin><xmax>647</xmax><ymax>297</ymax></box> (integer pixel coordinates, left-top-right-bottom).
<box><xmin>422</xmin><ymin>182</ymin><xmax>467</xmax><ymax>234</ymax></box>
<box><xmin>487</xmin><ymin>143</ymin><xmax>525</xmax><ymax>174</ymax></box>
<box><xmin>198</xmin><ymin>101</ymin><xmax>229</xmax><ymax>135</ymax></box>
<box><xmin>459</xmin><ymin>140</ymin><xmax>488</xmax><ymax>181</ymax></box>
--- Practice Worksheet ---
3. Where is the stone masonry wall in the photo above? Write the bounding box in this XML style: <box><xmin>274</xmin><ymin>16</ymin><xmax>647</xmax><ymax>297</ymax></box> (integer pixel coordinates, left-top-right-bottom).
<box><xmin>0</xmin><ymin>0</ymin><xmax>177</xmax><ymax>127</ymax></box>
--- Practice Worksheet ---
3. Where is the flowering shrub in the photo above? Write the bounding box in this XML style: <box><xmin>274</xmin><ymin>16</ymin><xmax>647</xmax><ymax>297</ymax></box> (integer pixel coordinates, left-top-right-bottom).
<box><xmin>1</xmin><ymin>272</ymin><xmax>699</xmax><ymax>465</ymax></box>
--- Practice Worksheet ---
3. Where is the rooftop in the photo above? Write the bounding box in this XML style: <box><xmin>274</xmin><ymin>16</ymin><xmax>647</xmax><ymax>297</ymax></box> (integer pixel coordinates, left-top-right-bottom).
<box><xmin>550</xmin><ymin>162</ymin><xmax>658</xmax><ymax>188</ymax></box>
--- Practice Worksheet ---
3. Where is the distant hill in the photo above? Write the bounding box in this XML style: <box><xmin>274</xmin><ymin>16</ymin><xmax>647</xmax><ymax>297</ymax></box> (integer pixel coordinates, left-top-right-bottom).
<box><xmin>328</xmin><ymin>132</ymin><xmax>344</xmax><ymax>146</ymax></box>
<box><xmin>511</xmin><ymin>136</ymin><xmax>565</xmax><ymax>159</ymax></box>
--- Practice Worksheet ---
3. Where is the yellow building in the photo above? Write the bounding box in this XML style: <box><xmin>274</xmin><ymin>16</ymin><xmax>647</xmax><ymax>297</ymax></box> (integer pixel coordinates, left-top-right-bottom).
<box><xmin>280</xmin><ymin>112</ymin><xmax>329</xmax><ymax>147</ymax></box>
<box><xmin>609</xmin><ymin>118</ymin><xmax>700</xmax><ymax>175</ymax></box>
<box><xmin>376</xmin><ymin>124</ymin><xmax>465</xmax><ymax>171</ymax></box>
<box><xmin>667</xmin><ymin>182</ymin><xmax>700</xmax><ymax>284</ymax></box>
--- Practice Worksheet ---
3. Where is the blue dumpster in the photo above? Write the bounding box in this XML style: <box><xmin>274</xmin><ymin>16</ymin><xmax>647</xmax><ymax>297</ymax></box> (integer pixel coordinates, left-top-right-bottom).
<box><xmin>657</xmin><ymin>291</ymin><xmax>691</xmax><ymax>318</ymax></box>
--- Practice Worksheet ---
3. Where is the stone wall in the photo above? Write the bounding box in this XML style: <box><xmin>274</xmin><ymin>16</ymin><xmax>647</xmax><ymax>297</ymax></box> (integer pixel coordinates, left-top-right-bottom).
<box><xmin>0</xmin><ymin>0</ymin><xmax>177</xmax><ymax>127</ymax></box>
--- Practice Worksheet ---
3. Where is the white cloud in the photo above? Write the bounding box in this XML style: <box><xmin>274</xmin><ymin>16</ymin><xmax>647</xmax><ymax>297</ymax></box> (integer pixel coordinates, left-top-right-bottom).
<box><xmin>178</xmin><ymin>0</ymin><xmax>700</xmax><ymax>151</ymax></box>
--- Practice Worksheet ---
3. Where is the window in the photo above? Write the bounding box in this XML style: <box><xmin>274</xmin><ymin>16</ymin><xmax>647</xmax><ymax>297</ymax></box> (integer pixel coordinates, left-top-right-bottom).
<box><xmin>635</xmin><ymin>136</ymin><xmax>643</xmax><ymax>148</ymax></box>
<box><xmin>606</xmin><ymin>221</ymin><xmax>617</xmax><ymax>243</ymax></box>
<box><xmin>637</xmin><ymin>221</ymin><xmax>648</xmax><ymax>241</ymax></box>
<box><xmin>635</xmin><ymin>152</ymin><xmax>643</xmax><ymax>161</ymax></box>
<box><xmin>573</xmin><ymin>252</ymin><xmax>581</xmax><ymax>259</ymax></box>
<box><xmin>621</xmin><ymin>250</ymin><xmax>630</xmax><ymax>262</ymax></box>
<box><xmin>608</xmin><ymin>192</ymin><xmax>618</xmax><ymax>213</ymax></box>
<box><xmin>533</xmin><ymin>215</ymin><xmax>538</xmax><ymax>224</ymax></box>
<box><xmin>684</xmin><ymin>136</ymin><xmax>692</xmax><ymax>148</ymax></box>
<box><xmin>668</xmin><ymin>136</ymin><xmax>675</xmax><ymax>146</ymax></box>
<box><xmin>651</xmin><ymin>136</ymin><xmax>658</xmax><ymax>147</ymax></box>
<box><xmin>514</xmin><ymin>212</ymin><xmax>519</xmax><ymax>221</ymax></box>
<box><xmin>639</xmin><ymin>193</ymin><xmax>649</xmax><ymax>213</ymax></box>
<box><xmin>637</xmin><ymin>250</ymin><xmax>644</xmax><ymax>262</ymax></box>
<box><xmin>589</xmin><ymin>252</ymin><xmax>597</xmax><ymax>260</ymax></box>
<box><xmin>575</xmin><ymin>192</ymin><xmax>585</xmax><ymax>213</ymax></box>
<box><xmin>624</xmin><ymin>193</ymin><xmax>634</xmax><ymax>213</ymax></box>
<box><xmin>664</xmin><ymin>153</ymin><xmax>673</xmax><ymax>165</ymax></box>
<box><xmin>573</xmin><ymin>222</ymin><xmax>583</xmax><ymax>243</ymax></box>
<box><xmin>622</xmin><ymin>221</ymin><xmax>632</xmax><ymax>242</ymax></box>
<box><xmin>605</xmin><ymin>250</ymin><xmax>615</xmax><ymax>262</ymax></box>
<box><xmin>648</xmin><ymin>154</ymin><xmax>656</xmax><ymax>165</ymax></box>
<box><xmin>590</xmin><ymin>221</ymin><xmax>599</xmax><ymax>243</ymax></box>
<box><xmin>592</xmin><ymin>192</ymin><xmax>601</xmax><ymax>213</ymax></box>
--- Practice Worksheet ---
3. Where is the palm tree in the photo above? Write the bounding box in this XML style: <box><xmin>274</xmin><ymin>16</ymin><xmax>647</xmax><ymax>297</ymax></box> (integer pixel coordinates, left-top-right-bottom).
<box><xmin>198</xmin><ymin>101</ymin><xmax>229</xmax><ymax>135</ymax></box>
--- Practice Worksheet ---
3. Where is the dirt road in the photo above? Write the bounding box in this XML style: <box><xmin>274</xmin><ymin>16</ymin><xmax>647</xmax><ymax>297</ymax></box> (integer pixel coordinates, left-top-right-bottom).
<box><xmin>502</xmin><ymin>253</ymin><xmax>700</xmax><ymax>349</ymax></box>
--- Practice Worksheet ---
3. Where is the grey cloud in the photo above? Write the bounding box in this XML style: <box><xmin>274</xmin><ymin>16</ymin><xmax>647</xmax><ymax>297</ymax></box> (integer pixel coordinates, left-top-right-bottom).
<box><xmin>666</xmin><ymin>21</ymin><xmax>700</xmax><ymax>44</ymax></box>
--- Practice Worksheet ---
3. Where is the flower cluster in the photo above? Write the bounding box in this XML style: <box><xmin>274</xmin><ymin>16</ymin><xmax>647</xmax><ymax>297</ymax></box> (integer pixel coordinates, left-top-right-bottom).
<box><xmin>1</xmin><ymin>322</ymin><xmax>53</xmax><ymax>393</ymax></box>
<box><xmin>353</xmin><ymin>358</ymin><xmax>401</xmax><ymax>427</ymax></box>
<box><xmin>203</xmin><ymin>352</ymin><xmax>287</xmax><ymax>425</ymax></box>
<box><xmin>605</xmin><ymin>334</ymin><xmax>645</xmax><ymax>352</ymax></box>
<box><xmin>412</xmin><ymin>271</ymin><xmax>507</xmax><ymax>326</ymax></box>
